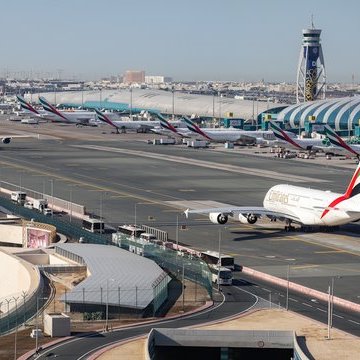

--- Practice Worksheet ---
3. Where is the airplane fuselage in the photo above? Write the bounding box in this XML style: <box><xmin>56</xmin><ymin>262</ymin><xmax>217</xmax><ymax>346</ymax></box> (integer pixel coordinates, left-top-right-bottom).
<box><xmin>264</xmin><ymin>184</ymin><xmax>359</xmax><ymax>226</ymax></box>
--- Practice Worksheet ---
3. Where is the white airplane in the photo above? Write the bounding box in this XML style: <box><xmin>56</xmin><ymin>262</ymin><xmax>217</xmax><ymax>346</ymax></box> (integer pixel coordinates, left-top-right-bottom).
<box><xmin>17</xmin><ymin>95</ymin><xmax>97</xmax><ymax>126</ymax></box>
<box><xmin>185</xmin><ymin>161</ymin><xmax>360</xmax><ymax>230</ymax></box>
<box><xmin>324</xmin><ymin>125</ymin><xmax>360</xmax><ymax>158</ymax></box>
<box><xmin>150</xmin><ymin>113</ymin><xmax>192</xmax><ymax>138</ymax></box>
<box><xmin>269</xmin><ymin>121</ymin><xmax>326</xmax><ymax>151</ymax></box>
<box><xmin>38</xmin><ymin>97</ymin><xmax>98</xmax><ymax>126</ymax></box>
<box><xmin>183</xmin><ymin>117</ymin><xmax>276</xmax><ymax>144</ymax></box>
<box><xmin>95</xmin><ymin>109</ymin><xmax>185</xmax><ymax>134</ymax></box>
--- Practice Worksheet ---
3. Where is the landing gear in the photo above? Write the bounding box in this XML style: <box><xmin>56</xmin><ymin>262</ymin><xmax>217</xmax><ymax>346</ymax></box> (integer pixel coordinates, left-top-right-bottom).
<box><xmin>284</xmin><ymin>220</ymin><xmax>295</xmax><ymax>232</ymax></box>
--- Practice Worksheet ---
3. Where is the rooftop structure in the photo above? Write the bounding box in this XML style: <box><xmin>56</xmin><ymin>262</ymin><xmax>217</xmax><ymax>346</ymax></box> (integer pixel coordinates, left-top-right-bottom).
<box><xmin>276</xmin><ymin>96</ymin><xmax>360</xmax><ymax>130</ymax></box>
<box><xmin>25</xmin><ymin>89</ymin><xmax>286</xmax><ymax>120</ymax></box>
<box><xmin>55</xmin><ymin>243</ymin><xmax>169</xmax><ymax>311</ymax></box>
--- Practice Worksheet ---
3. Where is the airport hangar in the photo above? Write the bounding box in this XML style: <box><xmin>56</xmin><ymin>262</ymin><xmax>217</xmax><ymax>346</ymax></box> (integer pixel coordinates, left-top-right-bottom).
<box><xmin>24</xmin><ymin>89</ymin><xmax>287</xmax><ymax>121</ymax></box>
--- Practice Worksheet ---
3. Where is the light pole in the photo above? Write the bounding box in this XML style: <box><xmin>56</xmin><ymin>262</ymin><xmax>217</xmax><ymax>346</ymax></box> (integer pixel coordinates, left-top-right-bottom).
<box><xmin>35</xmin><ymin>296</ymin><xmax>47</xmax><ymax>354</ymax></box>
<box><xmin>105</xmin><ymin>278</ymin><xmax>114</xmax><ymax>331</ymax></box>
<box><xmin>286</xmin><ymin>264</ymin><xmax>290</xmax><ymax>310</ymax></box>
<box><xmin>330</xmin><ymin>276</ymin><xmax>341</xmax><ymax>328</ymax></box>
<box><xmin>218</xmin><ymin>91</ymin><xmax>222</xmax><ymax>126</ymax></box>
<box><xmin>327</xmin><ymin>285</ymin><xmax>331</xmax><ymax>340</ymax></box>
<box><xmin>217</xmin><ymin>228</ymin><xmax>222</xmax><ymax>291</ymax></box>
<box><xmin>50</xmin><ymin>179</ymin><xmax>54</xmax><ymax>217</ymax></box>
<box><xmin>13</xmin><ymin>296</ymin><xmax>19</xmax><ymax>360</ymax></box>
<box><xmin>134</xmin><ymin>203</ymin><xmax>137</xmax><ymax>230</ymax></box>
<box><xmin>130</xmin><ymin>88</ymin><xmax>133</xmax><ymax>121</ymax></box>
<box><xmin>69</xmin><ymin>186</ymin><xmax>73</xmax><ymax>223</ymax></box>
<box><xmin>172</xmin><ymin>86</ymin><xmax>175</xmax><ymax>121</ymax></box>
<box><xmin>212</xmin><ymin>92</ymin><xmax>215</xmax><ymax>122</ymax></box>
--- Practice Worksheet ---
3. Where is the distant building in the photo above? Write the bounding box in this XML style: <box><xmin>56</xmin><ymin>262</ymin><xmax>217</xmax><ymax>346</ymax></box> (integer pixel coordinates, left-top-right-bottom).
<box><xmin>145</xmin><ymin>76</ymin><xmax>173</xmax><ymax>85</ymax></box>
<box><xmin>123</xmin><ymin>70</ymin><xmax>145</xmax><ymax>84</ymax></box>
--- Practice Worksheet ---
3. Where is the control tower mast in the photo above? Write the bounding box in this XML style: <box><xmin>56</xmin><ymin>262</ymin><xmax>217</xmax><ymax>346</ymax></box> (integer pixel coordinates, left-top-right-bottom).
<box><xmin>296</xmin><ymin>21</ymin><xmax>326</xmax><ymax>103</ymax></box>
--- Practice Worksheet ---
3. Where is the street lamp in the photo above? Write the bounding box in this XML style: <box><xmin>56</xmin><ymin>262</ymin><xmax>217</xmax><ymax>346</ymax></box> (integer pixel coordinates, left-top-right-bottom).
<box><xmin>50</xmin><ymin>179</ymin><xmax>54</xmax><ymax>217</ymax></box>
<box><xmin>105</xmin><ymin>278</ymin><xmax>114</xmax><ymax>331</ymax></box>
<box><xmin>13</xmin><ymin>296</ymin><xmax>19</xmax><ymax>360</ymax></box>
<box><xmin>217</xmin><ymin>228</ymin><xmax>222</xmax><ymax>291</ymax></box>
<box><xmin>130</xmin><ymin>87</ymin><xmax>133</xmax><ymax>121</ymax></box>
<box><xmin>172</xmin><ymin>86</ymin><xmax>175</xmax><ymax>121</ymax></box>
<box><xmin>35</xmin><ymin>296</ymin><xmax>48</xmax><ymax>354</ymax></box>
<box><xmin>286</xmin><ymin>264</ymin><xmax>290</xmax><ymax>310</ymax></box>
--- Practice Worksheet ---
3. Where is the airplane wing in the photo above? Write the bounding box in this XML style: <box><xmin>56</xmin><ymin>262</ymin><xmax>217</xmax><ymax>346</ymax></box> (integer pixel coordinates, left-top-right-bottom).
<box><xmin>184</xmin><ymin>206</ymin><xmax>301</xmax><ymax>223</ymax></box>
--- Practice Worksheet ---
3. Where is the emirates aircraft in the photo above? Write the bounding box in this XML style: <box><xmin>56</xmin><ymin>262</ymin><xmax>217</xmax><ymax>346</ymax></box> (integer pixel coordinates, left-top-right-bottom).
<box><xmin>39</xmin><ymin>97</ymin><xmax>97</xmax><ymax>126</ymax></box>
<box><xmin>17</xmin><ymin>95</ymin><xmax>96</xmax><ymax>126</ymax></box>
<box><xmin>185</xmin><ymin>162</ymin><xmax>360</xmax><ymax>230</ymax></box>
<box><xmin>269</xmin><ymin>121</ymin><xmax>326</xmax><ymax>151</ymax></box>
<box><xmin>324</xmin><ymin>125</ymin><xmax>360</xmax><ymax>158</ymax></box>
<box><xmin>183</xmin><ymin>117</ymin><xmax>276</xmax><ymax>144</ymax></box>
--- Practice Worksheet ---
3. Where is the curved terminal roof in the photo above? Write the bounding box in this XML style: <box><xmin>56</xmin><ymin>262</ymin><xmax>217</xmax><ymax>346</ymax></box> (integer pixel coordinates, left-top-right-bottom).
<box><xmin>56</xmin><ymin>243</ymin><xmax>169</xmax><ymax>309</ymax></box>
<box><xmin>26</xmin><ymin>89</ymin><xmax>284</xmax><ymax>120</ymax></box>
<box><xmin>277</xmin><ymin>96</ymin><xmax>360</xmax><ymax>130</ymax></box>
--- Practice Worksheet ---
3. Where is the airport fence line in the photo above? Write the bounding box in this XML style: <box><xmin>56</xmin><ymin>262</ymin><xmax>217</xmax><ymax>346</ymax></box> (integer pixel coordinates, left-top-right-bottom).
<box><xmin>0</xmin><ymin>181</ymin><xmax>86</xmax><ymax>215</ymax></box>
<box><xmin>57</xmin><ymin>277</ymin><xmax>169</xmax><ymax>319</ymax></box>
<box><xmin>112</xmin><ymin>233</ymin><xmax>213</xmax><ymax>297</ymax></box>
<box><xmin>0</xmin><ymin>272</ymin><xmax>50</xmax><ymax>336</ymax></box>
<box><xmin>0</xmin><ymin>196</ymin><xmax>109</xmax><ymax>245</ymax></box>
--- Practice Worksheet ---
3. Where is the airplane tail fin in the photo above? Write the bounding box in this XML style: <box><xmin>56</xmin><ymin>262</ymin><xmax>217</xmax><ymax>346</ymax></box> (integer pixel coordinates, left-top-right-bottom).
<box><xmin>182</xmin><ymin>116</ymin><xmax>212</xmax><ymax>140</ymax></box>
<box><xmin>154</xmin><ymin>113</ymin><xmax>179</xmax><ymax>134</ymax></box>
<box><xmin>16</xmin><ymin>95</ymin><xmax>39</xmax><ymax>114</ymax></box>
<box><xmin>269</xmin><ymin>121</ymin><xmax>302</xmax><ymax>149</ymax></box>
<box><xmin>39</xmin><ymin>96</ymin><xmax>68</xmax><ymax>121</ymax></box>
<box><xmin>344</xmin><ymin>161</ymin><xmax>360</xmax><ymax>199</ymax></box>
<box><xmin>94</xmin><ymin>109</ymin><xmax>118</xmax><ymax>129</ymax></box>
<box><xmin>324</xmin><ymin>125</ymin><xmax>358</xmax><ymax>157</ymax></box>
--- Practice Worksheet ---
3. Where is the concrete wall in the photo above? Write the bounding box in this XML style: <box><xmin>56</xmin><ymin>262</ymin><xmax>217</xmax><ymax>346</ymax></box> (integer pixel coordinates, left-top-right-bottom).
<box><xmin>0</xmin><ymin>249</ymin><xmax>41</xmax><ymax>311</ymax></box>
<box><xmin>0</xmin><ymin>224</ymin><xmax>23</xmax><ymax>246</ymax></box>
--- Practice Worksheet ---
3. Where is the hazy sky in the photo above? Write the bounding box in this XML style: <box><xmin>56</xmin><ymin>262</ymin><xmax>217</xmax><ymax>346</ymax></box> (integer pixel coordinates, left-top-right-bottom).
<box><xmin>2</xmin><ymin>0</ymin><xmax>360</xmax><ymax>82</ymax></box>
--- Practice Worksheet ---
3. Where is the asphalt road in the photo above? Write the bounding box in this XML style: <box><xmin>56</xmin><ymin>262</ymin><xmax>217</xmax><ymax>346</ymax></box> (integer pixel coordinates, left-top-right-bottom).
<box><xmin>34</xmin><ymin>284</ymin><xmax>259</xmax><ymax>359</ymax></box>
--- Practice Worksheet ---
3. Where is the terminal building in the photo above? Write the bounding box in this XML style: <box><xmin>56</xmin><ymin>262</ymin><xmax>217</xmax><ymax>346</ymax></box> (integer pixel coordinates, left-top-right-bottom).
<box><xmin>276</xmin><ymin>96</ymin><xmax>360</xmax><ymax>131</ymax></box>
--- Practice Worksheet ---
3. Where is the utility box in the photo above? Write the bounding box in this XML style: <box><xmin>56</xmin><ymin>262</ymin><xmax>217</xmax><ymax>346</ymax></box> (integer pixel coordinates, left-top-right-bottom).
<box><xmin>44</xmin><ymin>313</ymin><xmax>71</xmax><ymax>337</ymax></box>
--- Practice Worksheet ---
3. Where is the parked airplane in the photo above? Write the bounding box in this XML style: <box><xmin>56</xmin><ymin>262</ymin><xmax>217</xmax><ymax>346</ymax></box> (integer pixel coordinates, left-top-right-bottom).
<box><xmin>150</xmin><ymin>113</ymin><xmax>191</xmax><ymax>138</ymax></box>
<box><xmin>324</xmin><ymin>125</ymin><xmax>360</xmax><ymax>158</ymax></box>
<box><xmin>38</xmin><ymin>97</ymin><xmax>97</xmax><ymax>126</ymax></box>
<box><xmin>269</xmin><ymin>121</ymin><xmax>326</xmax><ymax>151</ymax></box>
<box><xmin>17</xmin><ymin>95</ymin><xmax>45</xmax><ymax>118</ymax></box>
<box><xmin>183</xmin><ymin>116</ymin><xmax>276</xmax><ymax>144</ymax></box>
<box><xmin>185</xmin><ymin>161</ymin><xmax>360</xmax><ymax>230</ymax></box>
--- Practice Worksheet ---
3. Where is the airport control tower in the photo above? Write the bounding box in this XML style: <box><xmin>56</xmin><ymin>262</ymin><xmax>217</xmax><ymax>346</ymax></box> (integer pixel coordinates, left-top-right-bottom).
<box><xmin>296</xmin><ymin>23</ymin><xmax>326</xmax><ymax>103</ymax></box>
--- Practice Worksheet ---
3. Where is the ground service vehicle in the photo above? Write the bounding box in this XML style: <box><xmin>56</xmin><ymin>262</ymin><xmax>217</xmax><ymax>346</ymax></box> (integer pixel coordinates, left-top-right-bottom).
<box><xmin>118</xmin><ymin>225</ymin><xmax>145</xmax><ymax>237</ymax></box>
<box><xmin>11</xmin><ymin>191</ymin><xmax>27</xmax><ymax>205</ymax></box>
<box><xmin>210</xmin><ymin>266</ymin><xmax>233</xmax><ymax>285</ymax></box>
<box><xmin>200</xmin><ymin>251</ymin><xmax>235</xmax><ymax>270</ymax></box>
<box><xmin>82</xmin><ymin>218</ymin><xmax>105</xmax><ymax>233</ymax></box>
<box><xmin>33</xmin><ymin>199</ymin><xmax>48</xmax><ymax>212</ymax></box>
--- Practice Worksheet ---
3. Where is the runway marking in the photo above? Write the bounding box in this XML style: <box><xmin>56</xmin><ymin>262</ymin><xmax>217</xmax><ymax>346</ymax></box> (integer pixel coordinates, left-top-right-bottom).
<box><xmin>316</xmin><ymin>307</ymin><xmax>327</xmax><ymax>313</ymax></box>
<box><xmin>289</xmin><ymin>298</ymin><xmax>298</xmax><ymax>302</ymax></box>
<box><xmin>348</xmin><ymin>319</ymin><xmax>360</xmax><ymax>325</ymax></box>
<box><xmin>178</xmin><ymin>189</ymin><xmax>196</xmax><ymax>192</ymax></box>
<box><xmin>110</xmin><ymin>195</ymin><xmax>130</xmax><ymax>199</ymax></box>
<box><xmin>314</xmin><ymin>250</ymin><xmax>346</xmax><ymax>254</ymax></box>
<box><xmin>302</xmin><ymin>302</ymin><xmax>313</xmax><ymax>308</ymax></box>
<box><xmin>73</xmin><ymin>144</ymin><xmax>327</xmax><ymax>183</ymax></box>
<box><xmin>333</xmin><ymin>313</ymin><xmax>344</xmax><ymax>319</ymax></box>
<box><xmin>292</xmin><ymin>265</ymin><xmax>319</xmax><ymax>270</ymax></box>
<box><xmin>261</xmin><ymin>287</ymin><xmax>271</xmax><ymax>292</ymax></box>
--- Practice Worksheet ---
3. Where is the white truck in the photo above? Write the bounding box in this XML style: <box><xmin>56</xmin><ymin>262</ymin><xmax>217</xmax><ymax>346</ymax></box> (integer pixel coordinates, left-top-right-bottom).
<box><xmin>11</xmin><ymin>191</ymin><xmax>27</xmax><ymax>205</ymax></box>
<box><xmin>33</xmin><ymin>199</ymin><xmax>48</xmax><ymax>212</ymax></box>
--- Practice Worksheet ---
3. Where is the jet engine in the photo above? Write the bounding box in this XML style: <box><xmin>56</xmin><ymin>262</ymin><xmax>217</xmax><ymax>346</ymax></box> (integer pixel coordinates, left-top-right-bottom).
<box><xmin>2</xmin><ymin>137</ymin><xmax>11</xmax><ymax>144</ymax></box>
<box><xmin>209</xmin><ymin>212</ymin><xmax>228</xmax><ymax>225</ymax></box>
<box><xmin>239</xmin><ymin>213</ymin><xmax>258</xmax><ymax>224</ymax></box>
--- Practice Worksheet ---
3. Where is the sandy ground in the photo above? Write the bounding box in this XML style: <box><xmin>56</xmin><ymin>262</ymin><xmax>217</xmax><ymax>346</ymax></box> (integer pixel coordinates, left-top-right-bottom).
<box><xmin>97</xmin><ymin>308</ymin><xmax>360</xmax><ymax>360</ymax></box>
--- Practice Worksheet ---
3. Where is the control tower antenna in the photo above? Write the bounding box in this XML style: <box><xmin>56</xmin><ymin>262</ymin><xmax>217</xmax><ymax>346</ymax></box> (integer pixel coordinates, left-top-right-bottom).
<box><xmin>296</xmin><ymin>23</ymin><xmax>326</xmax><ymax>103</ymax></box>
